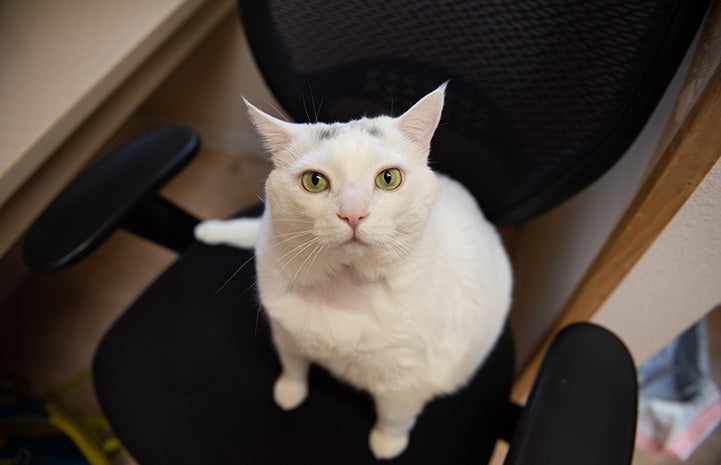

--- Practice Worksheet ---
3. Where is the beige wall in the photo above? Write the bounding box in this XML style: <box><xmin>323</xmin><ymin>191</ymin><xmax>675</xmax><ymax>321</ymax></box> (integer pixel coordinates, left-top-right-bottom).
<box><xmin>138</xmin><ymin>13</ymin><xmax>283</xmax><ymax>159</ymax></box>
<box><xmin>594</xmin><ymin>157</ymin><xmax>721</xmax><ymax>365</ymax></box>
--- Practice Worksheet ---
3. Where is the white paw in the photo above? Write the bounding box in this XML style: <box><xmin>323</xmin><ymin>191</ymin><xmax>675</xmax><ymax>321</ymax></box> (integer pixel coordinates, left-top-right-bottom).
<box><xmin>369</xmin><ymin>428</ymin><xmax>409</xmax><ymax>460</ymax></box>
<box><xmin>273</xmin><ymin>375</ymin><xmax>308</xmax><ymax>410</ymax></box>
<box><xmin>194</xmin><ymin>220</ymin><xmax>226</xmax><ymax>245</ymax></box>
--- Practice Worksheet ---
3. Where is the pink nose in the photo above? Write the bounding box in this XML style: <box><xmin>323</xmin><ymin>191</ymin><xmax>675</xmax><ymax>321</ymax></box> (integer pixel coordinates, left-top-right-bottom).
<box><xmin>337</xmin><ymin>209</ymin><xmax>369</xmax><ymax>230</ymax></box>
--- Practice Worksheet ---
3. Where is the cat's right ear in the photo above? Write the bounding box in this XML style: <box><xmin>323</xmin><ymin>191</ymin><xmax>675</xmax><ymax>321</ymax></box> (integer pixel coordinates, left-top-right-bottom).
<box><xmin>244</xmin><ymin>97</ymin><xmax>300</xmax><ymax>158</ymax></box>
<box><xmin>394</xmin><ymin>82</ymin><xmax>446</xmax><ymax>157</ymax></box>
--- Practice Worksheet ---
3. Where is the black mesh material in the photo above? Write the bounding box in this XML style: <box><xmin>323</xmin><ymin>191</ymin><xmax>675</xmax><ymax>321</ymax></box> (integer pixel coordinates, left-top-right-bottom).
<box><xmin>240</xmin><ymin>0</ymin><xmax>709</xmax><ymax>223</ymax></box>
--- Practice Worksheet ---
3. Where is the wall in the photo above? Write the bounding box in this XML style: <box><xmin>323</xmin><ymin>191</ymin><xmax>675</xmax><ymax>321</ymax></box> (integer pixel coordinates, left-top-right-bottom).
<box><xmin>594</xmin><ymin>157</ymin><xmax>721</xmax><ymax>365</ymax></box>
<box><xmin>138</xmin><ymin>13</ymin><xmax>283</xmax><ymax>158</ymax></box>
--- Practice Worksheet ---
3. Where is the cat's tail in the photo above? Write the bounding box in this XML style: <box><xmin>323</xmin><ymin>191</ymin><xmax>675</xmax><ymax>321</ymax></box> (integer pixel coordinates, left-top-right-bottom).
<box><xmin>194</xmin><ymin>217</ymin><xmax>261</xmax><ymax>250</ymax></box>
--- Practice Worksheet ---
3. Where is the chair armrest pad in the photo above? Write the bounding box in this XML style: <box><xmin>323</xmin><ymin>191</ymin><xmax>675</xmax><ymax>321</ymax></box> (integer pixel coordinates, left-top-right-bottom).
<box><xmin>23</xmin><ymin>126</ymin><xmax>200</xmax><ymax>271</ymax></box>
<box><xmin>504</xmin><ymin>323</ymin><xmax>637</xmax><ymax>465</ymax></box>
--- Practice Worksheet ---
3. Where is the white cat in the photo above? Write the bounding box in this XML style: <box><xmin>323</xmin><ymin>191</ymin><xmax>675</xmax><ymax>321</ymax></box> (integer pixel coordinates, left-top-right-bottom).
<box><xmin>194</xmin><ymin>84</ymin><xmax>512</xmax><ymax>460</ymax></box>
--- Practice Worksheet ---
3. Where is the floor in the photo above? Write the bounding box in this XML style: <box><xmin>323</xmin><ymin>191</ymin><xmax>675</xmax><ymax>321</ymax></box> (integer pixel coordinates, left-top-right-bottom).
<box><xmin>1</xmin><ymin>145</ymin><xmax>719</xmax><ymax>464</ymax></box>
<box><xmin>632</xmin><ymin>307</ymin><xmax>721</xmax><ymax>465</ymax></box>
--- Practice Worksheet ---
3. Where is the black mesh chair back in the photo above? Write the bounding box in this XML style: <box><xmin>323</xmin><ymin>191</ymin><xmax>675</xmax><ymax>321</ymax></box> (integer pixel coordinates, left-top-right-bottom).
<box><xmin>240</xmin><ymin>0</ymin><xmax>709</xmax><ymax>224</ymax></box>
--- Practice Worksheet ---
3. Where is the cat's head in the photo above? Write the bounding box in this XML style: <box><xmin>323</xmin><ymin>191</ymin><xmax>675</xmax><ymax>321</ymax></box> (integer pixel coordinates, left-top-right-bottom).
<box><xmin>246</xmin><ymin>84</ymin><xmax>445</xmax><ymax>276</ymax></box>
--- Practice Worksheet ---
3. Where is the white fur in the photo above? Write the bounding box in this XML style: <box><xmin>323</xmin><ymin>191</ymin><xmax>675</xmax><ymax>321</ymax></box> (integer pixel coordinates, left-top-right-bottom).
<box><xmin>195</xmin><ymin>85</ymin><xmax>512</xmax><ymax>459</ymax></box>
<box><xmin>194</xmin><ymin>218</ymin><xmax>260</xmax><ymax>249</ymax></box>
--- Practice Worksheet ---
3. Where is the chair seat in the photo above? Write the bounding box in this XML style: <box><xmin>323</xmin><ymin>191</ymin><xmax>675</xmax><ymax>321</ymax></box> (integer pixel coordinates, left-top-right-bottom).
<box><xmin>93</xmin><ymin>206</ymin><xmax>515</xmax><ymax>465</ymax></box>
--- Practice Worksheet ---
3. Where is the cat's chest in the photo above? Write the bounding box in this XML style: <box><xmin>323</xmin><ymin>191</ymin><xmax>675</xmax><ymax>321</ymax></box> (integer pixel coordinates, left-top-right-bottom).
<box><xmin>276</xmin><ymin>272</ymin><xmax>393</xmax><ymax>321</ymax></box>
<box><xmin>304</xmin><ymin>269</ymin><xmax>386</xmax><ymax>308</ymax></box>
<box><xmin>263</xmin><ymin>271</ymin><xmax>411</xmax><ymax>352</ymax></box>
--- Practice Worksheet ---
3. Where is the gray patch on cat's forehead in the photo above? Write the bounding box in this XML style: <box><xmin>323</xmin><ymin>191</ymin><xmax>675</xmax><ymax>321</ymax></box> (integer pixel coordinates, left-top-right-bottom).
<box><xmin>317</xmin><ymin>126</ymin><xmax>339</xmax><ymax>140</ymax></box>
<box><xmin>315</xmin><ymin>122</ymin><xmax>383</xmax><ymax>141</ymax></box>
<box><xmin>345</xmin><ymin>119</ymin><xmax>384</xmax><ymax>138</ymax></box>
<box><xmin>363</xmin><ymin>126</ymin><xmax>382</xmax><ymax>137</ymax></box>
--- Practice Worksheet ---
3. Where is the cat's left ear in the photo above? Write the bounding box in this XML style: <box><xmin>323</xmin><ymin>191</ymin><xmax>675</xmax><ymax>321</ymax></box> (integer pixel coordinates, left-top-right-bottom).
<box><xmin>243</xmin><ymin>97</ymin><xmax>301</xmax><ymax>159</ymax></box>
<box><xmin>395</xmin><ymin>82</ymin><xmax>446</xmax><ymax>154</ymax></box>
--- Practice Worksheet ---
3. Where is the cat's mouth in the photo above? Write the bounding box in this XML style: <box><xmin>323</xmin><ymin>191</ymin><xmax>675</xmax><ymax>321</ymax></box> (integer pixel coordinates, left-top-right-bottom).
<box><xmin>343</xmin><ymin>236</ymin><xmax>367</xmax><ymax>246</ymax></box>
<box><xmin>341</xmin><ymin>232</ymin><xmax>369</xmax><ymax>248</ymax></box>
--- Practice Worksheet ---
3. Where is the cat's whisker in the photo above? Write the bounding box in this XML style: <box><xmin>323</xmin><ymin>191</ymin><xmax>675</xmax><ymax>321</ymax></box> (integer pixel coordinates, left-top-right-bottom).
<box><xmin>292</xmin><ymin>244</ymin><xmax>321</xmax><ymax>290</ymax></box>
<box><xmin>304</xmin><ymin>240</ymin><xmax>324</xmax><ymax>274</ymax></box>
<box><xmin>278</xmin><ymin>237</ymin><xmax>320</xmax><ymax>260</ymax></box>
<box><xmin>253</xmin><ymin>302</ymin><xmax>263</xmax><ymax>335</ymax></box>
<box><xmin>252</xmin><ymin>186</ymin><xmax>265</xmax><ymax>203</ymax></box>
<box><xmin>316</xmin><ymin>95</ymin><xmax>324</xmax><ymax>122</ymax></box>
<box><xmin>288</xmin><ymin>240</ymin><xmax>323</xmax><ymax>290</ymax></box>
<box><xmin>272</xmin><ymin>241</ymin><xmax>308</xmax><ymax>269</ymax></box>
<box><xmin>302</xmin><ymin>93</ymin><xmax>311</xmax><ymax>123</ymax></box>
<box><xmin>273</xmin><ymin>236</ymin><xmax>323</xmax><ymax>277</ymax></box>
<box><xmin>269</xmin><ymin>229</ymin><xmax>314</xmax><ymax>240</ymax></box>
<box><xmin>243</xmin><ymin>278</ymin><xmax>258</xmax><ymax>294</ymax></box>
<box><xmin>391</xmin><ymin>229</ymin><xmax>414</xmax><ymax>248</ymax></box>
<box><xmin>268</xmin><ymin>232</ymin><xmax>315</xmax><ymax>250</ymax></box>
<box><xmin>384</xmin><ymin>236</ymin><xmax>412</xmax><ymax>262</ymax></box>
<box><xmin>270</xmin><ymin>231</ymin><xmax>313</xmax><ymax>249</ymax></box>
<box><xmin>269</xmin><ymin>234</ymin><xmax>313</xmax><ymax>245</ymax></box>
<box><xmin>384</xmin><ymin>241</ymin><xmax>401</xmax><ymax>259</ymax></box>
<box><xmin>307</xmin><ymin>82</ymin><xmax>317</xmax><ymax>123</ymax></box>
<box><xmin>213</xmin><ymin>253</ymin><xmax>256</xmax><ymax>295</ymax></box>
<box><xmin>267</xmin><ymin>229</ymin><xmax>315</xmax><ymax>246</ymax></box>
<box><xmin>397</xmin><ymin>238</ymin><xmax>413</xmax><ymax>253</ymax></box>
<box><xmin>303</xmin><ymin>242</ymin><xmax>326</xmax><ymax>285</ymax></box>
<box><xmin>270</xmin><ymin>218</ymin><xmax>315</xmax><ymax>224</ymax></box>
<box><xmin>385</xmin><ymin>244</ymin><xmax>405</xmax><ymax>262</ymax></box>
<box><xmin>256</xmin><ymin>93</ymin><xmax>290</xmax><ymax>122</ymax></box>
<box><xmin>385</xmin><ymin>234</ymin><xmax>404</xmax><ymax>249</ymax></box>
<box><xmin>275</xmin><ymin>241</ymin><xmax>321</xmax><ymax>284</ymax></box>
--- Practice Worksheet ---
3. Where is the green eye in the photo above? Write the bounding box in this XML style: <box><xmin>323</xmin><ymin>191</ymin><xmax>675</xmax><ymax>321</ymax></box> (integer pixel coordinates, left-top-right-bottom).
<box><xmin>301</xmin><ymin>171</ymin><xmax>329</xmax><ymax>192</ymax></box>
<box><xmin>375</xmin><ymin>168</ymin><xmax>402</xmax><ymax>190</ymax></box>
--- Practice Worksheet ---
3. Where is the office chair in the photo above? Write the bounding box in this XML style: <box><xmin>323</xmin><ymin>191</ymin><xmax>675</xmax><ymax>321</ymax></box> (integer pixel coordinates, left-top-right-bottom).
<box><xmin>22</xmin><ymin>0</ymin><xmax>710</xmax><ymax>463</ymax></box>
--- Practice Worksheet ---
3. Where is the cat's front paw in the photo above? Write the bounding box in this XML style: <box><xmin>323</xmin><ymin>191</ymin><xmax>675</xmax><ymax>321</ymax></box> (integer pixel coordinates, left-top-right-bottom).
<box><xmin>194</xmin><ymin>220</ymin><xmax>226</xmax><ymax>245</ymax></box>
<box><xmin>273</xmin><ymin>375</ymin><xmax>308</xmax><ymax>410</ymax></box>
<box><xmin>369</xmin><ymin>428</ymin><xmax>409</xmax><ymax>460</ymax></box>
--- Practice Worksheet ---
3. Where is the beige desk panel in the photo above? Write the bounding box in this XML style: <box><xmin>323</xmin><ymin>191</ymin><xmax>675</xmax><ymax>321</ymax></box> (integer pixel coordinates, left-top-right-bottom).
<box><xmin>0</xmin><ymin>0</ymin><xmax>204</xmax><ymax>205</ymax></box>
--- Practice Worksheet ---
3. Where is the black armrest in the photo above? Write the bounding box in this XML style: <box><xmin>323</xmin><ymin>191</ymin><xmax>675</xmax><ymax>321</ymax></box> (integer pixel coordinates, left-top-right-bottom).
<box><xmin>505</xmin><ymin>323</ymin><xmax>638</xmax><ymax>465</ymax></box>
<box><xmin>23</xmin><ymin>126</ymin><xmax>200</xmax><ymax>271</ymax></box>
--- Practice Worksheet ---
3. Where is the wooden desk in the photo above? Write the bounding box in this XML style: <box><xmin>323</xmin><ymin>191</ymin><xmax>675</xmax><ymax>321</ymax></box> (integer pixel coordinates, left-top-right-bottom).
<box><xmin>0</xmin><ymin>0</ymin><xmax>234</xmax><ymax>259</ymax></box>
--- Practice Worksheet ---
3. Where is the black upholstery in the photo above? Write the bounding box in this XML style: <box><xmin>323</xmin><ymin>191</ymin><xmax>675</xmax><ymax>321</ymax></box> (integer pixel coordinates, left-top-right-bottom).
<box><xmin>22</xmin><ymin>1</ymin><xmax>711</xmax><ymax>464</ymax></box>
<box><xmin>505</xmin><ymin>323</ymin><xmax>638</xmax><ymax>465</ymax></box>
<box><xmin>240</xmin><ymin>0</ymin><xmax>709</xmax><ymax>223</ymax></box>
<box><xmin>24</xmin><ymin>127</ymin><xmax>200</xmax><ymax>271</ymax></box>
